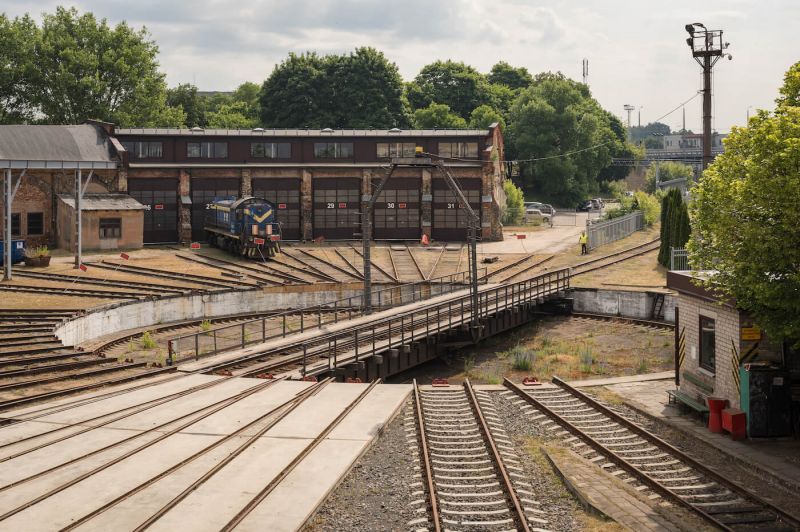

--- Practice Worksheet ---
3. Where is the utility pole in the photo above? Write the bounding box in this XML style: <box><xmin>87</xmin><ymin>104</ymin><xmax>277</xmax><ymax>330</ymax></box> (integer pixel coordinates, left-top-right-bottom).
<box><xmin>582</xmin><ymin>58</ymin><xmax>589</xmax><ymax>85</ymax></box>
<box><xmin>685</xmin><ymin>23</ymin><xmax>731</xmax><ymax>171</ymax></box>
<box><xmin>638</xmin><ymin>106</ymin><xmax>643</xmax><ymax>127</ymax></box>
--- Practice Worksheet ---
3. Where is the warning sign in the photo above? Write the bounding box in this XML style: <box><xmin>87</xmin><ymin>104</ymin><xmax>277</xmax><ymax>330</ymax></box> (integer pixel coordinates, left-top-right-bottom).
<box><xmin>278</xmin><ymin>203</ymin><xmax>287</xmax><ymax>209</ymax></box>
<box><xmin>338</xmin><ymin>202</ymin><xmax>347</xmax><ymax>209</ymax></box>
<box><xmin>741</xmin><ymin>327</ymin><xmax>761</xmax><ymax>341</ymax></box>
<box><xmin>399</xmin><ymin>202</ymin><xmax>407</xmax><ymax>209</ymax></box>
<box><xmin>154</xmin><ymin>204</ymin><xmax>164</xmax><ymax>210</ymax></box>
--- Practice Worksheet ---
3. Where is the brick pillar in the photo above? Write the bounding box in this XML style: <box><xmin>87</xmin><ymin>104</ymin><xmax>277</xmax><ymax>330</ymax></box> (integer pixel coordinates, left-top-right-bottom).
<box><xmin>301</xmin><ymin>169</ymin><xmax>313</xmax><ymax>241</ymax></box>
<box><xmin>421</xmin><ymin>168</ymin><xmax>432</xmax><ymax>241</ymax></box>
<box><xmin>240</xmin><ymin>168</ymin><xmax>252</xmax><ymax>196</ymax></box>
<box><xmin>179</xmin><ymin>168</ymin><xmax>192</xmax><ymax>243</ymax></box>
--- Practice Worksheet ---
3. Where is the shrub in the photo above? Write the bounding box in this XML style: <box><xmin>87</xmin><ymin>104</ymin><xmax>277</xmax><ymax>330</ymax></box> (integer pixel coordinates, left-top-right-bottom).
<box><xmin>633</xmin><ymin>191</ymin><xmax>660</xmax><ymax>226</ymax></box>
<box><xmin>139</xmin><ymin>331</ymin><xmax>156</xmax><ymax>349</ymax></box>
<box><xmin>200</xmin><ymin>319</ymin><xmax>211</xmax><ymax>331</ymax></box>
<box><xmin>502</xmin><ymin>179</ymin><xmax>525</xmax><ymax>225</ymax></box>
<box><xmin>509</xmin><ymin>345</ymin><xmax>534</xmax><ymax>371</ymax></box>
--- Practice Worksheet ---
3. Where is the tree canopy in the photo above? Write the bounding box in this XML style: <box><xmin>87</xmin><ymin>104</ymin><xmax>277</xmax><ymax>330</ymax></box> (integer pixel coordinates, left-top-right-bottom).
<box><xmin>645</xmin><ymin>161</ymin><xmax>693</xmax><ymax>193</ymax></box>
<box><xmin>688</xmin><ymin>61</ymin><xmax>800</xmax><ymax>341</ymax></box>
<box><xmin>412</xmin><ymin>103</ymin><xmax>467</xmax><ymax>129</ymax></box>
<box><xmin>488</xmin><ymin>61</ymin><xmax>533</xmax><ymax>91</ymax></box>
<box><xmin>407</xmin><ymin>60</ymin><xmax>494</xmax><ymax>120</ymax></box>
<box><xmin>258</xmin><ymin>48</ymin><xmax>408</xmax><ymax>128</ymax></box>
<box><xmin>508</xmin><ymin>72</ymin><xmax>627</xmax><ymax>205</ymax></box>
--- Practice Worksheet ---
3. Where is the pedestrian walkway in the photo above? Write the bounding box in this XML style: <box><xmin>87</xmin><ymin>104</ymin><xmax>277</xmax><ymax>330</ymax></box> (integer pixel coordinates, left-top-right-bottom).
<box><xmin>545</xmin><ymin>447</ymin><xmax>686</xmax><ymax>531</ymax></box>
<box><xmin>605</xmin><ymin>379</ymin><xmax>800</xmax><ymax>491</ymax></box>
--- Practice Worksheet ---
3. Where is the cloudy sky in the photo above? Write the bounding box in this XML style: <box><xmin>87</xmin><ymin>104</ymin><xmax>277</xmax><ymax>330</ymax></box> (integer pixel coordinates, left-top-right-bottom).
<box><xmin>4</xmin><ymin>0</ymin><xmax>798</xmax><ymax>132</ymax></box>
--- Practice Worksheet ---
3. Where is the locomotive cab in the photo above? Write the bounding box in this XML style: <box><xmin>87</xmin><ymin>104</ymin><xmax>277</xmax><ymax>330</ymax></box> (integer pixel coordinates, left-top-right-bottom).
<box><xmin>204</xmin><ymin>196</ymin><xmax>282</xmax><ymax>259</ymax></box>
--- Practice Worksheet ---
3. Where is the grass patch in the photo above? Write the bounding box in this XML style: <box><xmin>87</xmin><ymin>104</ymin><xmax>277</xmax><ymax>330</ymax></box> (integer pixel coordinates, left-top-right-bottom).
<box><xmin>636</xmin><ymin>356</ymin><xmax>649</xmax><ymax>374</ymax></box>
<box><xmin>139</xmin><ymin>331</ymin><xmax>156</xmax><ymax>350</ymax></box>
<box><xmin>200</xmin><ymin>319</ymin><xmax>211</xmax><ymax>331</ymax></box>
<box><xmin>507</xmin><ymin>344</ymin><xmax>535</xmax><ymax>371</ymax></box>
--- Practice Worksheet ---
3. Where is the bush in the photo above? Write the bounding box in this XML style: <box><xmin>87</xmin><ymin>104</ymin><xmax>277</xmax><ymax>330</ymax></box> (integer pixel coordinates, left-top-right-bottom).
<box><xmin>502</xmin><ymin>179</ymin><xmax>525</xmax><ymax>225</ymax></box>
<box><xmin>508</xmin><ymin>345</ymin><xmax>535</xmax><ymax>371</ymax></box>
<box><xmin>139</xmin><ymin>331</ymin><xmax>156</xmax><ymax>349</ymax></box>
<box><xmin>633</xmin><ymin>191</ymin><xmax>660</xmax><ymax>226</ymax></box>
<box><xmin>200</xmin><ymin>319</ymin><xmax>211</xmax><ymax>331</ymax></box>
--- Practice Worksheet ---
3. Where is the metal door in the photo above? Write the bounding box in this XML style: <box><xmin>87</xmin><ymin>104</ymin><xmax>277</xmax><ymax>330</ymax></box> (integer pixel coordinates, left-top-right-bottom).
<box><xmin>190</xmin><ymin>178</ymin><xmax>239</xmax><ymax>241</ymax></box>
<box><xmin>252</xmin><ymin>178</ymin><xmax>301</xmax><ymax>240</ymax></box>
<box><xmin>431</xmin><ymin>178</ymin><xmax>482</xmax><ymax>241</ymax></box>
<box><xmin>312</xmin><ymin>178</ymin><xmax>361</xmax><ymax>240</ymax></box>
<box><xmin>372</xmin><ymin>177</ymin><xmax>421</xmax><ymax>240</ymax></box>
<box><xmin>128</xmin><ymin>179</ymin><xmax>179</xmax><ymax>244</ymax></box>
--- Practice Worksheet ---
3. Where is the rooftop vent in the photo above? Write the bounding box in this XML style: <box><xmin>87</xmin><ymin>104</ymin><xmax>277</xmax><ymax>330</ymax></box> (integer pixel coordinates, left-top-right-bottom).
<box><xmin>389</xmin><ymin>127</ymin><xmax>402</xmax><ymax>133</ymax></box>
<box><xmin>321</xmin><ymin>128</ymin><xmax>334</xmax><ymax>133</ymax></box>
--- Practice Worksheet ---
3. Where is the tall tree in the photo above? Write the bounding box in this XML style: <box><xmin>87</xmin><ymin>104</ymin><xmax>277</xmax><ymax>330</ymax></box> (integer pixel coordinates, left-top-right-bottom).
<box><xmin>469</xmin><ymin>104</ymin><xmax>505</xmax><ymax>130</ymax></box>
<box><xmin>28</xmin><ymin>7</ymin><xmax>180</xmax><ymax>126</ymax></box>
<box><xmin>412</xmin><ymin>103</ymin><xmax>467</xmax><ymax>129</ymax></box>
<box><xmin>487</xmin><ymin>61</ymin><xmax>533</xmax><ymax>90</ymax></box>
<box><xmin>167</xmin><ymin>84</ymin><xmax>207</xmax><ymax>127</ymax></box>
<box><xmin>0</xmin><ymin>14</ymin><xmax>36</xmax><ymax>123</ymax></box>
<box><xmin>407</xmin><ymin>60</ymin><xmax>492</xmax><ymax>119</ymax></box>
<box><xmin>207</xmin><ymin>101</ymin><xmax>256</xmax><ymax>128</ymax></box>
<box><xmin>232</xmin><ymin>81</ymin><xmax>261</xmax><ymax>123</ymax></box>
<box><xmin>508</xmin><ymin>72</ymin><xmax>619</xmax><ymax>205</ymax></box>
<box><xmin>259</xmin><ymin>48</ymin><xmax>408</xmax><ymax>128</ymax></box>
<box><xmin>658</xmin><ymin>188</ymin><xmax>689</xmax><ymax>266</ymax></box>
<box><xmin>688</xmin><ymin>61</ymin><xmax>800</xmax><ymax>341</ymax></box>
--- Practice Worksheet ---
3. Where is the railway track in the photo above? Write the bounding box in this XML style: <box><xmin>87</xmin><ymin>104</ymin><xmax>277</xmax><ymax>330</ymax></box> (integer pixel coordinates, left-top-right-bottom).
<box><xmin>569</xmin><ymin>312</ymin><xmax>674</xmax><ymax>330</ymax></box>
<box><xmin>572</xmin><ymin>238</ymin><xmax>661</xmax><ymax>276</ymax></box>
<box><xmin>388</xmin><ymin>245</ymin><xmax>426</xmax><ymax>282</ymax></box>
<box><xmin>505</xmin><ymin>377</ymin><xmax>800</xmax><ymax>532</ymax></box>
<box><xmin>412</xmin><ymin>380</ymin><xmax>539</xmax><ymax>531</ymax></box>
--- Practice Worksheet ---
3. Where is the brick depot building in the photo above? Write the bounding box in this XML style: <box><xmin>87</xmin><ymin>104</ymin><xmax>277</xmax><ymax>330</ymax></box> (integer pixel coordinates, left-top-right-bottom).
<box><xmin>1</xmin><ymin>122</ymin><xmax>506</xmax><ymax>249</ymax></box>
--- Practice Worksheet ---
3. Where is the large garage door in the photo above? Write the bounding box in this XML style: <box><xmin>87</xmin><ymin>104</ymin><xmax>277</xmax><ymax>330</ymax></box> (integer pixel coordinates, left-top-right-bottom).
<box><xmin>191</xmin><ymin>178</ymin><xmax>239</xmax><ymax>241</ymax></box>
<box><xmin>252</xmin><ymin>178</ymin><xmax>301</xmax><ymax>240</ymax></box>
<box><xmin>312</xmin><ymin>178</ymin><xmax>361</xmax><ymax>240</ymax></box>
<box><xmin>128</xmin><ymin>179</ymin><xmax>178</xmax><ymax>244</ymax></box>
<box><xmin>432</xmin><ymin>178</ymin><xmax>482</xmax><ymax>242</ymax></box>
<box><xmin>373</xmin><ymin>177</ymin><xmax>421</xmax><ymax>240</ymax></box>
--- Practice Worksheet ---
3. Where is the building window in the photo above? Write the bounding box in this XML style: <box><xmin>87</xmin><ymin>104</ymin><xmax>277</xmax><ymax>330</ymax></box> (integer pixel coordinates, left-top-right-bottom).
<box><xmin>314</xmin><ymin>142</ymin><xmax>353</xmax><ymax>159</ymax></box>
<box><xmin>122</xmin><ymin>141</ymin><xmax>163</xmax><ymax>159</ymax></box>
<box><xmin>699</xmin><ymin>316</ymin><xmax>716</xmax><ymax>372</ymax></box>
<box><xmin>377</xmin><ymin>142</ymin><xmax>416</xmax><ymax>158</ymax></box>
<box><xmin>99</xmin><ymin>218</ymin><xmax>122</xmax><ymax>239</ymax></box>
<box><xmin>251</xmin><ymin>142</ymin><xmax>291</xmax><ymax>159</ymax></box>
<box><xmin>187</xmin><ymin>142</ymin><xmax>228</xmax><ymax>158</ymax></box>
<box><xmin>27</xmin><ymin>212</ymin><xmax>43</xmax><ymax>235</ymax></box>
<box><xmin>11</xmin><ymin>213</ymin><xmax>20</xmax><ymax>236</ymax></box>
<box><xmin>438</xmin><ymin>142</ymin><xmax>478</xmax><ymax>159</ymax></box>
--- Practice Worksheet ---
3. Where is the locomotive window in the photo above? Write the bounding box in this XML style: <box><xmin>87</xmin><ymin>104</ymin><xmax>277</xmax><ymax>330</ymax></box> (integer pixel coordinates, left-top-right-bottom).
<box><xmin>251</xmin><ymin>142</ymin><xmax>291</xmax><ymax>159</ymax></box>
<box><xmin>187</xmin><ymin>142</ymin><xmax>228</xmax><ymax>158</ymax></box>
<box><xmin>99</xmin><ymin>218</ymin><xmax>122</xmax><ymax>239</ymax></box>
<box><xmin>438</xmin><ymin>142</ymin><xmax>479</xmax><ymax>159</ymax></box>
<box><xmin>314</xmin><ymin>142</ymin><xmax>353</xmax><ymax>159</ymax></box>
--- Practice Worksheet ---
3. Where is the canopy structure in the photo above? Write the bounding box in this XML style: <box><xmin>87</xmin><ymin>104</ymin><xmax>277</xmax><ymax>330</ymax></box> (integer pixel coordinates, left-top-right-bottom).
<box><xmin>0</xmin><ymin>124</ymin><xmax>120</xmax><ymax>280</ymax></box>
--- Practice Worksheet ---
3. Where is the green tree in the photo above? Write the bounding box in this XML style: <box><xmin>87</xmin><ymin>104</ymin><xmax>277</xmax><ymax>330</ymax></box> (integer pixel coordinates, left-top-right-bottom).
<box><xmin>232</xmin><ymin>81</ymin><xmax>261</xmax><ymax>123</ymax></box>
<box><xmin>407</xmin><ymin>60</ymin><xmax>492</xmax><ymax>119</ymax></box>
<box><xmin>688</xmin><ymin>61</ymin><xmax>800</xmax><ymax>341</ymax></box>
<box><xmin>658</xmin><ymin>188</ymin><xmax>689</xmax><ymax>266</ymax></box>
<box><xmin>259</xmin><ymin>48</ymin><xmax>408</xmax><ymax>128</ymax></box>
<box><xmin>629</xmin><ymin>122</ymin><xmax>671</xmax><ymax>145</ymax></box>
<box><xmin>412</xmin><ymin>103</ymin><xmax>467</xmax><ymax>129</ymax></box>
<box><xmin>502</xmin><ymin>179</ymin><xmax>525</xmax><ymax>225</ymax></box>
<box><xmin>469</xmin><ymin>104</ymin><xmax>505</xmax><ymax>130</ymax></box>
<box><xmin>508</xmin><ymin>72</ymin><xmax>619</xmax><ymax>205</ymax></box>
<box><xmin>207</xmin><ymin>101</ymin><xmax>257</xmax><ymax>128</ymax></box>
<box><xmin>28</xmin><ymin>7</ymin><xmax>178</xmax><ymax>126</ymax></box>
<box><xmin>0</xmin><ymin>14</ymin><xmax>37</xmax><ymax>123</ymax></box>
<box><xmin>487</xmin><ymin>61</ymin><xmax>533</xmax><ymax>90</ymax></box>
<box><xmin>645</xmin><ymin>161</ymin><xmax>694</xmax><ymax>193</ymax></box>
<box><xmin>167</xmin><ymin>84</ymin><xmax>207</xmax><ymax>127</ymax></box>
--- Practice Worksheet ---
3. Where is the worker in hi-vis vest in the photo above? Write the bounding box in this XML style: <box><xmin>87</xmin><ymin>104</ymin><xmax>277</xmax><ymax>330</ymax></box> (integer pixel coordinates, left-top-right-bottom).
<box><xmin>579</xmin><ymin>231</ymin><xmax>588</xmax><ymax>255</ymax></box>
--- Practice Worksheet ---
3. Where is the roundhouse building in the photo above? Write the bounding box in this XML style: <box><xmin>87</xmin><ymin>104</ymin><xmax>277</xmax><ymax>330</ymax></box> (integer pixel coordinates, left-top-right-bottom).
<box><xmin>114</xmin><ymin>124</ymin><xmax>506</xmax><ymax>244</ymax></box>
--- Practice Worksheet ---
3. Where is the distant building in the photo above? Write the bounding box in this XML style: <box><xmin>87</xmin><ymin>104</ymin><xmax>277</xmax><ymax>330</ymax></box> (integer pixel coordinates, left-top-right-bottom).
<box><xmin>657</xmin><ymin>132</ymin><xmax>727</xmax><ymax>153</ymax></box>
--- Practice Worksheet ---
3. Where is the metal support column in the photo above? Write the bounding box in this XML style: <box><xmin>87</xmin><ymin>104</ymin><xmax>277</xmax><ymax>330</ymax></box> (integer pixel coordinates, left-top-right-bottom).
<box><xmin>362</xmin><ymin>165</ymin><xmax>396</xmax><ymax>314</ymax></box>
<box><xmin>3</xmin><ymin>169</ymin><xmax>11</xmax><ymax>281</ymax></box>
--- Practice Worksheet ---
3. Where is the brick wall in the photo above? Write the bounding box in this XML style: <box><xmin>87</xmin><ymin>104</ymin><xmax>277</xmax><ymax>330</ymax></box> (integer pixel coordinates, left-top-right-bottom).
<box><xmin>677</xmin><ymin>294</ymin><xmax>740</xmax><ymax>406</ymax></box>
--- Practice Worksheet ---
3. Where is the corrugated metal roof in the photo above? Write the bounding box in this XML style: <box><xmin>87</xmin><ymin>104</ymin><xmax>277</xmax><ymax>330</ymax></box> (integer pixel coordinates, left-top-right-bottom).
<box><xmin>0</xmin><ymin>124</ymin><xmax>118</xmax><ymax>165</ymax></box>
<box><xmin>57</xmin><ymin>194</ymin><xmax>145</xmax><ymax>211</ymax></box>
<box><xmin>115</xmin><ymin>127</ymin><xmax>490</xmax><ymax>137</ymax></box>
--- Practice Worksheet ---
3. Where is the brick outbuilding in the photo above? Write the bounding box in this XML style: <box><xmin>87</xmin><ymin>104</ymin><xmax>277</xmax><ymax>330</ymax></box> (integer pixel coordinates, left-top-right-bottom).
<box><xmin>56</xmin><ymin>194</ymin><xmax>144</xmax><ymax>251</ymax></box>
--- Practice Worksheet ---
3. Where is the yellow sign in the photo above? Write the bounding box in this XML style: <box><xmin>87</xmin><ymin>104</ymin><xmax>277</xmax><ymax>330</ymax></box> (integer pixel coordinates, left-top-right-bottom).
<box><xmin>741</xmin><ymin>327</ymin><xmax>762</xmax><ymax>341</ymax></box>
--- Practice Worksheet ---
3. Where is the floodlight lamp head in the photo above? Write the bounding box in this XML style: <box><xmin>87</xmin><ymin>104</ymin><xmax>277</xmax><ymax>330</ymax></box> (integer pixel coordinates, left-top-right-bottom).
<box><xmin>685</xmin><ymin>24</ymin><xmax>695</xmax><ymax>34</ymax></box>
<box><xmin>686</xmin><ymin>37</ymin><xmax>693</xmax><ymax>48</ymax></box>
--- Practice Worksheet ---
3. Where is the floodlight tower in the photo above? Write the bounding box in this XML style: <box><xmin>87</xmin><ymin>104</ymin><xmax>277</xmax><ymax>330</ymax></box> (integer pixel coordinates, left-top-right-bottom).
<box><xmin>623</xmin><ymin>104</ymin><xmax>635</xmax><ymax>129</ymax></box>
<box><xmin>685</xmin><ymin>22</ymin><xmax>731</xmax><ymax>170</ymax></box>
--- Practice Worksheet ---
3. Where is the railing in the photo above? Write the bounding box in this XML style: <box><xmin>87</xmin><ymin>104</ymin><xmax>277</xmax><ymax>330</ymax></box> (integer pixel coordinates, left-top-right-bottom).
<box><xmin>168</xmin><ymin>268</ymin><xmax>487</xmax><ymax>363</ymax></box>
<box><xmin>670</xmin><ymin>247</ymin><xmax>689</xmax><ymax>271</ymax></box>
<box><xmin>196</xmin><ymin>268</ymin><xmax>571</xmax><ymax>377</ymax></box>
<box><xmin>586</xmin><ymin>211</ymin><xmax>644</xmax><ymax>250</ymax></box>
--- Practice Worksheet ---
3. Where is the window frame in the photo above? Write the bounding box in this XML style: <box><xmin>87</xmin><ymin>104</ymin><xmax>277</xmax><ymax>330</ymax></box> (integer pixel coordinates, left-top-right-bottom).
<box><xmin>250</xmin><ymin>142</ymin><xmax>291</xmax><ymax>159</ymax></box>
<box><xmin>26</xmin><ymin>212</ymin><xmax>44</xmax><ymax>236</ymax></box>
<box><xmin>99</xmin><ymin>217</ymin><xmax>122</xmax><ymax>239</ymax></box>
<box><xmin>376</xmin><ymin>142</ymin><xmax>416</xmax><ymax>159</ymax></box>
<box><xmin>11</xmin><ymin>213</ymin><xmax>21</xmax><ymax>236</ymax></box>
<box><xmin>187</xmin><ymin>141</ymin><xmax>228</xmax><ymax>159</ymax></box>
<box><xmin>314</xmin><ymin>142</ymin><xmax>354</xmax><ymax>159</ymax></box>
<box><xmin>122</xmin><ymin>141</ymin><xmax>163</xmax><ymax>159</ymax></box>
<box><xmin>699</xmin><ymin>315</ymin><xmax>716</xmax><ymax>372</ymax></box>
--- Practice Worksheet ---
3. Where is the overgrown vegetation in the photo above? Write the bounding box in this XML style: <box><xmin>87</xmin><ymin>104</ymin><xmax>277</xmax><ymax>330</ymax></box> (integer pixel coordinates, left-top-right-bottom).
<box><xmin>24</xmin><ymin>245</ymin><xmax>49</xmax><ymax>258</ymax></box>
<box><xmin>603</xmin><ymin>182</ymin><xmax>660</xmax><ymax>226</ymax></box>
<box><xmin>645</xmin><ymin>161</ymin><xmax>693</xmax><ymax>193</ymax></box>
<box><xmin>502</xmin><ymin>179</ymin><xmax>525</xmax><ymax>225</ymax></box>
<box><xmin>200</xmin><ymin>319</ymin><xmax>211</xmax><ymax>332</ymax></box>
<box><xmin>139</xmin><ymin>331</ymin><xmax>156</xmax><ymax>349</ymax></box>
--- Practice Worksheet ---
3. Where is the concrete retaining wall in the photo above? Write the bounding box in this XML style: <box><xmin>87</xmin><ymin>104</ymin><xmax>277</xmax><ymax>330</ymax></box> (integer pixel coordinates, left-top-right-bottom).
<box><xmin>570</xmin><ymin>288</ymin><xmax>676</xmax><ymax>323</ymax></box>
<box><xmin>56</xmin><ymin>287</ymin><xmax>361</xmax><ymax>347</ymax></box>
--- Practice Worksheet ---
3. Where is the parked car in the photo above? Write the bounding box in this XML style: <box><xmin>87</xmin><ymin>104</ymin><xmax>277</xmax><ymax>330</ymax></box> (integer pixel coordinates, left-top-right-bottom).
<box><xmin>576</xmin><ymin>200</ymin><xmax>593</xmax><ymax>212</ymax></box>
<box><xmin>524</xmin><ymin>206</ymin><xmax>551</xmax><ymax>225</ymax></box>
<box><xmin>592</xmin><ymin>198</ymin><xmax>605</xmax><ymax>208</ymax></box>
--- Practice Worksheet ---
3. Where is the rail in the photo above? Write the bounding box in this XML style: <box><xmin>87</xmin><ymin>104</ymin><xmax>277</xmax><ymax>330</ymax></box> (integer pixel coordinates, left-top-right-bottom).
<box><xmin>168</xmin><ymin>268</ymin><xmax>487</xmax><ymax>363</ymax></box>
<box><xmin>586</xmin><ymin>210</ymin><xmax>644</xmax><ymax>250</ymax></box>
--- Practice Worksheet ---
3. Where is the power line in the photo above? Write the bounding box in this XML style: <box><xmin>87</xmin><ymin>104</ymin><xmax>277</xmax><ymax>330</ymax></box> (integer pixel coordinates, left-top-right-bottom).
<box><xmin>651</xmin><ymin>91</ymin><xmax>702</xmax><ymax>126</ymax></box>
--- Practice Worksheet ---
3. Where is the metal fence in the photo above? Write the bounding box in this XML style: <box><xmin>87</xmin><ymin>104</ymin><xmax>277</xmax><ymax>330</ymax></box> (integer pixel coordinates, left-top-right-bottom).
<box><xmin>670</xmin><ymin>247</ymin><xmax>689</xmax><ymax>271</ymax></box>
<box><xmin>168</xmin><ymin>268</ymin><xmax>487</xmax><ymax>363</ymax></box>
<box><xmin>586</xmin><ymin>211</ymin><xmax>644</xmax><ymax>250</ymax></box>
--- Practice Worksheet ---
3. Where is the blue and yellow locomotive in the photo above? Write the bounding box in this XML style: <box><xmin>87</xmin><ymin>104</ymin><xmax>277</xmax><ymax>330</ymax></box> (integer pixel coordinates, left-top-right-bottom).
<box><xmin>204</xmin><ymin>196</ymin><xmax>282</xmax><ymax>258</ymax></box>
